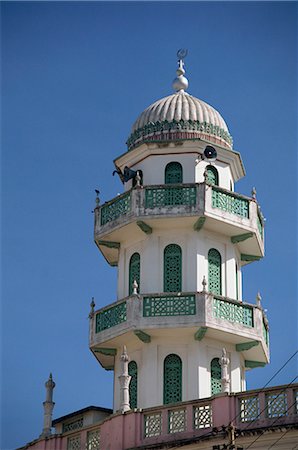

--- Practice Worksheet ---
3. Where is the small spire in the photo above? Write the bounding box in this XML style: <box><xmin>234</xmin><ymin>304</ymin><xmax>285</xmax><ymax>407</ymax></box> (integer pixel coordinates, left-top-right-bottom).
<box><xmin>132</xmin><ymin>280</ymin><xmax>139</xmax><ymax>296</ymax></box>
<box><xmin>202</xmin><ymin>276</ymin><xmax>207</xmax><ymax>292</ymax></box>
<box><xmin>251</xmin><ymin>187</ymin><xmax>257</xmax><ymax>200</ymax></box>
<box><xmin>256</xmin><ymin>291</ymin><xmax>262</xmax><ymax>307</ymax></box>
<box><xmin>95</xmin><ymin>189</ymin><xmax>100</xmax><ymax>207</ymax></box>
<box><xmin>172</xmin><ymin>49</ymin><xmax>189</xmax><ymax>92</ymax></box>
<box><xmin>89</xmin><ymin>297</ymin><xmax>95</xmax><ymax>318</ymax></box>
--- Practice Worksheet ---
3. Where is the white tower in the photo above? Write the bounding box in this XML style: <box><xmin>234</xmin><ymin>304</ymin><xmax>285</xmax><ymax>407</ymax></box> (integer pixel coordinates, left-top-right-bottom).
<box><xmin>89</xmin><ymin>52</ymin><xmax>269</xmax><ymax>412</ymax></box>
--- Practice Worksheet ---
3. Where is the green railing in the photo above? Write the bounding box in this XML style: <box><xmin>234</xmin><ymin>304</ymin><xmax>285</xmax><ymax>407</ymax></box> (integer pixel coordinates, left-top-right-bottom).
<box><xmin>257</xmin><ymin>213</ymin><xmax>263</xmax><ymax>239</ymax></box>
<box><xmin>100</xmin><ymin>192</ymin><xmax>131</xmax><ymax>226</ymax></box>
<box><xmin>143</xmin><ymin>294</ymin><xmax>196</xmax><ymax>317</ymax></box>
<box><xmin>96</xmin><ymin>301</ymin><xmax>127</xmax><ymax>332</ymax></box>
<box><xmin>145</xmin><ymin>185</ymin><xmax>197</xmax><ymax>208</ymax></box>
<box><xmin>212</xmin><ymin>187</ymin><xmax>249</xmax><ymax>218</ymax></box>
<box><xmin>213</xmin><ymin>297</ymin><xmax>253</xmax><ymax>327</ymax></box>
<box><xmin>263</xmin><ymin>321</ymin><xmax>269</xmax><ymax>346</ymax></box>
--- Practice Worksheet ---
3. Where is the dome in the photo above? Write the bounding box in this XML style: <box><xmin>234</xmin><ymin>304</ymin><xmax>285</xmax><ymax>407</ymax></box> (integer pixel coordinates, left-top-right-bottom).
<box><xmin>127</xmin><ymin>91</ymin><xmax>233</xmax><ymax>151</ymax></box>
<box><xmin>126</xmin><ymin>54</ymin><xmax>233</xmax><ymax>151</ymax></box>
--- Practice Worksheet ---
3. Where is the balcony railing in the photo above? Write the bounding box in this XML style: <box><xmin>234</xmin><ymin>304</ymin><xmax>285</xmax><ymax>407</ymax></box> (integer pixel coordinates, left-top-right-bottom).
<box><xmin>213</xmin><ymin>296</ymin><xmax>254</xmax><ymax>327</ymax></box>
<box><xmin>95</xmin><ymin>301</ymin><xmax>127</xmax><ymax>332</ymax></box>
<box><xmin>143</xmin><ymin>294</ymin><xmax>196</xmax><ymax>317</ymax></box>
<box><xmin>100</xmin><ymin>191</ymin><xmax>131</xmax><ymax>226</ymax></box>
<box><xmin>145</xmin><ymin>185</ymin><xmax>197</xmax><ymax>208</ymax></box>
<box><xmin>211</xmin><ymin>186</ymin><xmax>249</xmax><ymax>218</ymax></box>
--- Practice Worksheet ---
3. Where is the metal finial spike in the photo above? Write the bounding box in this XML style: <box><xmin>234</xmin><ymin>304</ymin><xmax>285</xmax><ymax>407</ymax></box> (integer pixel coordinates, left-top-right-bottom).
<box><xmin>256</xmin><ymin>292</ymin><xmax>262</xmax><ymax>307</ymax></box>
<box><xmin>172</xmin><ymin>49</ymin><xmax>189</xmax><ymax>92</ymax></box>
<box><xmin>95</xmin><ymin>189</ymin><xmax>100</xmax><ymax>207</ymax></box>
<box><xmin>202</xmin><ymin>276</ymin><xmax>207</xmax><ymax>292</ymax></box>
<box><xmin>251</xmin><ymin>187</ymin><xmax>257</xmax><ymax>200</ymax></box>
<box><xmin>89</xmin><ymin>297</ymin><xmax>95</xmax><ymax>318</ymax></box>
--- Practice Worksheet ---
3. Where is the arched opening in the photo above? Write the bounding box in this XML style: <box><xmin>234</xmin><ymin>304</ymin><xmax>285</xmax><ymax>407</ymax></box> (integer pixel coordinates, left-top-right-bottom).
<box><xmin>129</xmin><ymin>252</ymin><xmax>140</xmax><ymax>295</ymax></box>
<box><xmin>128</xmin><ymin>361</ymin><xmax>138</xmax><ymax>409</ymax></box>
<box><xmin>206</xmin><ymin>165</ymin><xmax>219</xmax><ymax>186</ymax></box>
<box><xmin>211</xmin><ymin>358</ymin><xmax>222</xmax><ymax>395</ymax></box>
<box><xmin>208</xmin><ymin>248</ymin><xmax>222</xmax><ymax>295</ymax></box>
<box><xmin>165</xmin><ymin>162</ymin><xmax>183</xmax><ymax>184</ymax></box>
<box><xmin>163</xmin><ymin>244</ymin><xmax>182</xmax><ymax>292</ymax></box>
<box><xmin>163</xmin><ymin>354</ymin><xmax>182</xmax><ymax>404</ymax></box>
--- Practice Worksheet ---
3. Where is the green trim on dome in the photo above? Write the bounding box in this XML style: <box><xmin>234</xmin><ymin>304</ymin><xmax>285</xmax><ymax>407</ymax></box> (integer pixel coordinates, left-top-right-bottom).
<box><xmin>126</xmin><ymin>119</ymin><xmax>233</xmax><ymax>150</ymax></box>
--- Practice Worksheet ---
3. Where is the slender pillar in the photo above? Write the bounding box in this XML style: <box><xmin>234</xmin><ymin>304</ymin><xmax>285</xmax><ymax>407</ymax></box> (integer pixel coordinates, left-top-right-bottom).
<box><xmin>118</xmin><ymin>346</ymin><xmax>131</xmax><ymax>413</ymax></box>
<box><xmin>40</xmin><ymin>373</ymin><xmax>55</xmax><ymax>438</ymax></box>
<box><xmin>220</xmin><ymin>348</ymin><xmax>230</xmax><ymax>393</ymax></box>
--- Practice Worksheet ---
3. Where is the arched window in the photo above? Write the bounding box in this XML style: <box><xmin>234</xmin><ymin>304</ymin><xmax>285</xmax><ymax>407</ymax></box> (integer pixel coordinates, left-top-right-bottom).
<box><xmin>163</xmin><ymin>354</ymin><xmax>182</xmax><ymax>404</ymax></box>
<box><xmin>208</xmin><ymin>248</ymin><xmax>222</xmax><ymax>295</ymax></box>
<box><xmin>206</xmin><ymin>165</ymin><xmax>218</xmax><ymax>186</ymax></box>
<box><xmin>129</xmin><ymin>253</ymin><xmax>140</xmax><ymax>295</ymax></box>
<box><xmin>164</xmin><ymin>244</ymin><xmax>182</xmax><ymax>292</ymax></box>
<box><xmin>165</xmin><ymin>162</ymin><xmax>183</xmax><ymax>184</ymax></box>
<box><xmin>211</xmin><ymin>358</ymin><xmax>222</xmax><ymax>395</ymax></box>
<box><xmin>128</xmin><ymin>361</ymin><xmax>138</xmax><ymax>409</ymax></box>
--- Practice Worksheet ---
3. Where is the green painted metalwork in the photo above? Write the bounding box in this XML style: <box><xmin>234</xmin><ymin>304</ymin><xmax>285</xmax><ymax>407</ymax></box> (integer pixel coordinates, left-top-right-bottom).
<box><xmin>143</xmin><ymin>294</ymin><xmax>195</xmax><ymax>317</ymax></box>
<box><xmin>257</xmin><ymin>213</ymin><xmax>263</xmax><ymax>239</ymax></box>
<box><xmin>100</xmin><ymin>192</ymin><xmax>131</xmax><ymax>226</ymax></box>
<box><xmin>165</xmin><ymin>162</ymin><xmax>183</xmax><ymax>184</ymax></box>
<box><xmin>193</xmin><ymin>216</ymin><xmax>206</xmax><ymax>231</ymax></box>
<box><xmin>245</xmin><ymin>360</ymin><xmax>266</xmax><ymax>368</ymax></box>
<box><xmin>211</xmin><ymin>358</ymin><xmax>221</xmax><ymax>395</ymax></box>
<box><xmin>95</xmin><ymin>302</ymin><xmax>127</xmax><ymax>332</ymax></box>
<box><xmin>236</xmin><ymin>341</ymin><xmax>259</xmax><ymax>352</ymax></box>
<box><xmin>163</xmin><ymin>354</ymin><xmax>182</xmax><ymax>404</ymax></box>
<box><xmin>263</xmin><ymin>321</ymin><xmax>269</xmax><ymax>346</ymax></box>
<box><xmin>208</xmin><ymin>248</ymin><xmax>222</xmax><ymax>295</ymax></box>
<box><xmin>240</xmin><ymin>396</ymin><xmax>259</xmax><ymax>422</ymax></box>
<box><xmin>145</xmin><ymin>185</ymin><xmax>197</xmax><ymax>208</ymax></box>
<box><xmin>194</xmin><ymin>327</ymin><xmax>208</xmax><ymax>341</ymax></box>
<box><xmin>97</xmin><ymin>240</ymin><xmax>120</xmax><ymax>249</ymax></box>
<box><xmin>266</xmin><ymin>392</ymin><xmax>287</xmax><ymax>418</ymax></box>
<box><xmin>206</xmin><ymin>165</ymin><xmax>218</xmax><ymax>186</ymax></box>
<box><xmin>93</xmin><ymin>348</ymin><xmax>117</xmax><ymax>356</ymax></box>
<box><xmin>212</xmin><ymin>187</ymin><xmax>249</xmax><ymax>218</ymax></box>
<box><xmin>129</xmin><ymin>253</ymin><xmax>140</xmax><ymax>295</ymax></box>
<box><xmin>213</xmin><ymin>297</ymin><xmax>253</xmax><ymax>327</ymax></box>
<box><xmin>128</xmin><ymin>361</ymin><xmax>138</xmax><ymax>409</ymax></box>
<box><xmin>133</xmin><ymin>329</ymin><xmax>151</xmax><ymax>343</ymax></box>
<box><xmin>126</xmin><ymin>119</ymin><xmax>233</xmax><ymax>151</ymax></box>
<box><xmin>164</xmin><ymin>244</ymin><xmax>182</xmax><ymax>292</ymax></box>
<box><xmin>231</xmin><ymin>232</ymin><xmax>254</xmax><ymax>244</ymax></box>
<box><xmin>136</xmin><ymin>220</ymin><xmax>152</xmax><ymax>234</ymax></box>
<box><xmin>241</xmin><ymin>254</ymin><xmax>262</xmax><ymax>262</ymax></box>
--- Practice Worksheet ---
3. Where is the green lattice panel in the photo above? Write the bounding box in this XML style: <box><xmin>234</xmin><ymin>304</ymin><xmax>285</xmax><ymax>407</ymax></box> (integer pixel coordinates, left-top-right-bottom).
<box><xmin>263</xmin><ymin>321</ymin><xmax>269</xmax><ymax>346</ymax></box>
<box><xmin>206</xmin><ymin>166</ymin><xmax>218</xmax><ymax>186</ymax></box>
<box><xmin>193</xmin><ymin>404</ymin><xmax>212</xmax><ymax>429</ymax></box>
<box><xmin>212</xmin><ymin>188</ymin><xmax>249</xmax><ymax>218</ymax></box>
<box><xmin>164</xmin><ymin>354</ymin><xmax>182</xmax><ymax>404</ymax></box>
<box><xmin>144</xmin><ymin>413</ymin><xmax>162</xmax><ymax>438</ymax></box>
<box><xmin>208</xmin><ymin>248</ymin><xmax>222</xmax><ymax>295</ymax></box>
<box><xmin>266</xmin><ymin>393</ymin><xmax>288</xmax><ymax>418</ymax></box>
<box><xmin>211</xmin><ymin>358</ymin><xmax>221</xmax><ymax>395</ymax></box>
<box><xmin>213</xmin><ymin>298</ymin><xmax>253</xmax><ymax>327</ymax></box>
<box><xmin>145</xmin><ymin>186</ymin><xmax>197</xmax><ymax>208</ymax></box>
<box><xmin>100</xmin><ymin>192</ymin><xmax>131</xmax><ymax>225</ymax></box>
<box><xmin>165</xmin><ymin>162</ymin><xmax>183</xmax><ymax>184</ymax></box>
<box><xmin>240</xmin><ymin>396</ymin><xmax>259</xmax><ymax>422</ymax></box>
<box><xmin>96</xmin><ymin>302</ymin><xmax>127</xmax><ymax>332</ymax></box>
<box><xmin>143</xmin><ymin>295</ymin><xmax>196</xmax><ymax>317</ymax></box>
<box><xmin>129</xmin><ymin>253</ymin><xmax>140</xmax><ymax>295</ymax></box>
<box><xmin>257</xmin><ymin>213</ymin><xmax>263</xmax><ymax>239</ymax></box>
<box><xmin>164</xmin><ymin>244</ymin><xmax>182</xmax><ymax>292</ymax></box>
<box><xmin>128</xmin><ymin>361</ymin><xmax>138</xmax><ymax>409</ymax></box>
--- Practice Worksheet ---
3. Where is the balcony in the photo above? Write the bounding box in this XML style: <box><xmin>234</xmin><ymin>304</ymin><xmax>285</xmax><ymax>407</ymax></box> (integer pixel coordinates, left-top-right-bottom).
<box><xmin>94</xmin><ymin>183</ymin><xmax>264</xmax><ymax>266</ymax></box>
<box><xmin>89</xmin><ymin>292</ymin><xmax>269</xmax><ymax>370</ymax></box>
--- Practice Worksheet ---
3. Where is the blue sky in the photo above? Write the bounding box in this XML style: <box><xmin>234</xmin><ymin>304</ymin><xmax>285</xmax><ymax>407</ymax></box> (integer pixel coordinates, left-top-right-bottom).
<box><xmin>1</xmin><ymin>2</ymin><xmax>297</xmax><ymax>449</ymax></box>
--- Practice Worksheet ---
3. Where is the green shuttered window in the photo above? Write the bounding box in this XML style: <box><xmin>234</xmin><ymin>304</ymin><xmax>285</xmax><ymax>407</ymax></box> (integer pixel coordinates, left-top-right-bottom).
<box><xmin>165</xmin><ymin>162</ymin><xmax>183</xmax><ymax>184</ymax></box>
<box><xmin>164</xmin><ymin>244</ymin><xmax>182</xmax><ymax>292</ymax></box>
<box><xmin>206</xmin><ymin>165</ymin><xmax>219</xmax><ymax>186</ymax></box>
<box><xmin>211</xmin><ymin>358</ymin><xmax>221</xmax><ymax>395</ymax></box>
<box><xmin>129</xmin><ymin>253</ymin><xmax>140</xmax><ymax>295</ymax></box>
<box><xmin>208</xmin><ymin>248</ymin><xmax>222</xmax><ymax>295</ymax></box>
<box><xmin>128</xmin><ymin>361</ymin><xmax>138</xmax><ymax>409</ymax></box>
<box><xmin>164</xmin><ymin>354</ymin><xmax>182</xmax><ymax>404</ymax></box>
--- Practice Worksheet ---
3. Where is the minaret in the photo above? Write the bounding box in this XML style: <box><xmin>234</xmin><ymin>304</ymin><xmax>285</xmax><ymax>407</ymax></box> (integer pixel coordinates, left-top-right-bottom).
<box><xmin>40</xmin><ymin>373</ymin><xmax>55</xmax><ymax>438</ymax></box>
<box><xmin>90</xmin><ymin>51</ymin><xmax>269</xmax><ymax>412</ymax></box>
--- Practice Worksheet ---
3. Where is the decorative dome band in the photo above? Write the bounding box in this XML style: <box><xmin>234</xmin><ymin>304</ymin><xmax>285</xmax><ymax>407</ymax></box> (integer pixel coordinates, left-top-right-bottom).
<box><xmin>126</xmin><ymin>119</ymin><xmax>233</xmax><ymax>151</ymax></box>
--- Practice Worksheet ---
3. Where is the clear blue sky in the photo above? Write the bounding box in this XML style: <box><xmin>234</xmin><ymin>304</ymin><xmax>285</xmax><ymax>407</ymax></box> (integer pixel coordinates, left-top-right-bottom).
<box><xmin>1</xmin><ymin>2</ymin><xmax>297</xmax><ymax>449</ymax></box>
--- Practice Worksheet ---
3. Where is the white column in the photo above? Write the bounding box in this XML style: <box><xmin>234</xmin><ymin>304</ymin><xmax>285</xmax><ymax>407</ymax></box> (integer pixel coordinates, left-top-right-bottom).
<box><xmin>40</xmin><ymin>373</ymin><xmax>55</xmax><ymax>438</ymax></box>
<box><xmin>118</xmin><ymin>346</ymin><xmax>131</xmax><ymax>413</ymax></box>
<box><xmin>220</xmin><ymin>348</ymin><xmax>230</xmax><ymax>393</ymax></box>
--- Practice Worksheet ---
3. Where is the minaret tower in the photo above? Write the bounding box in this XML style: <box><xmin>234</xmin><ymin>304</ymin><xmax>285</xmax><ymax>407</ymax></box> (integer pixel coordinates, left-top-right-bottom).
<box><xmin>89</xmin><ymin>51</ymin><xmax>269</xmax><ymax>412</ymax></box>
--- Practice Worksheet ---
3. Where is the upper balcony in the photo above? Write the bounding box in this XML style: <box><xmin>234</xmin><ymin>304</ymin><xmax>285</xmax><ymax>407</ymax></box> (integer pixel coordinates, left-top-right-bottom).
<box><xmin>94</xmin><ymin>183</ymin><xmax>264</xmax><ymax>266</ymax></box>
<box><xmin>89</xmin><ymin>291</ymin><xmax>269</xmax><ymax>370</ymax></box>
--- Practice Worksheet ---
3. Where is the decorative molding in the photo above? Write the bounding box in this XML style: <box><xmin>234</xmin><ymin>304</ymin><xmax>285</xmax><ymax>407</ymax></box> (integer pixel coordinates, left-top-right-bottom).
<box><xmin>241</xmin><ymin>254</ymin><xmax>262</xmax><ymax>262</ymax></box>
<box><xmin>133</xmin><ymin>330</ymin><xmax>151</xmax><ymax>343</ymax></box>
<box><xmin>136</xmin><ymin>221</ymin><xmax>152</xmax><ymax>235</ymax></box>
<box><xmin>93</xmin><ymin>348</ymin><xmax>117</xmax><ymax>356</ymax></box>
<box><xmin>193</xmin><ymin>217</ymin><xmax>206</xmax><ymax>232</ymax></box>
<box><xmin>231</xmin><ymin>232</ymin><xmax>254</xmax><ymax>244</ymax></box>
<box><xmin>194</xmin><ymin>327</ymin><xmax>208</xmax><ymax>341</ymax></box>
<box><xmin>245</xmin><ymin>360</ymin><xmax>266</xmax><ymax>369</ymax></box>
<box><xmin>236</xmin><ymin>341</ymin><xmax>259</xmax><ymax>352</ymax></box>
<box><xmin>97</xmin><ymin>240</ymin><xmax>120</xmax><ymax>249</ymax></box>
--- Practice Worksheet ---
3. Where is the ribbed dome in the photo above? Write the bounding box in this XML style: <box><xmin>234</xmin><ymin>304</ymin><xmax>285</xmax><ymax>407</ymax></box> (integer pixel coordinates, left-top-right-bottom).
<box><xmin>126</xmin><ymin>91</ymin><xmax>233</xmax><ymax>150</ymax></box>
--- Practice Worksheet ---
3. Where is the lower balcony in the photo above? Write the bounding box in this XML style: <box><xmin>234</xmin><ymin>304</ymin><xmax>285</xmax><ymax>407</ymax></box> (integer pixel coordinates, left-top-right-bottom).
<box><xmin>89</xmin><ymin>292</ymin><xmax>269</xmax><ymax>370</ymax></box>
